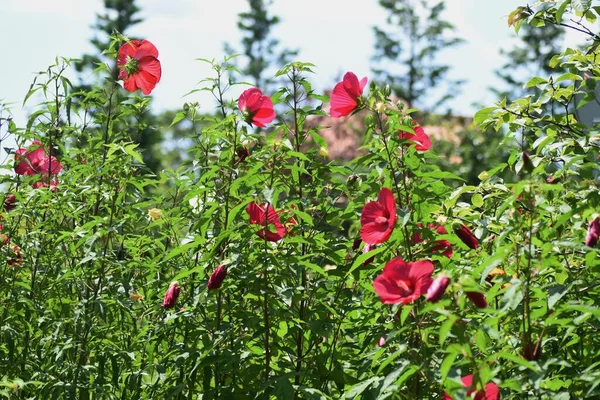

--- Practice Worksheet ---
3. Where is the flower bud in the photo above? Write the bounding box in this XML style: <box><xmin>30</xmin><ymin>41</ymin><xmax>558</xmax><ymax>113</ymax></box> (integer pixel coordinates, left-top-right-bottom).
<box><xmin>362</xmin><ymin>243</ymin><xmax>376</xmax><ymax>266</ymax></box>
<box><xmin>586</xmin><ymin>217</ymin><xmax>600</xmax><ymax>247</ymax></box>
<box><xmin>466</xmin><ymin>291</ymin><xmax>487</xmax><ymax>308</ymax></box>
<box><xmin>236</xmin><ymin>145</ymin><xmax>250</xmax><ymax>163</ymax></box>
<box><xmin>522</xmin><ymin>151</ymin><xmax>533</xmax><ymax>173</ymax></box>
<box><xmin>426</xmin><ymin>274</ymin><xmax>451</xmax><ymax>303</ymax></box>
<box><xmin>346</xmin><ymin>174</ymin><xmax>362</xmax><ymax>191</ymax></box>
<box><xmin>318</xmin><ymin>146</ymin><xmax>330</xmax><ymax>158</ymax></box>
<box><xmin>162</xmin><ymin>282</ymin><xmax>180</xmax><ymax>309</ymax></box>
<box><xmin>522</xmin><ymin>342</ymin><xmax>542</xmax><ymax>361</ymax></box>
<box><xmin>207</xmin><ymin>265</ymin><xmax>227</xmax><ymax>290</ymax></box>
<box><xmin>148</xmin><ymin>208</ymin><xmax>163</xmax><ymax>221</ymax></box>
<box><xmin>377</xmin><ymin>336</ymin><xmax>386</xmax><ymax>347</ymax></box>
<box><xmin>453</xmin><ymin>223</ymin><xmax>478</xmax><ymax>250</ymax></box>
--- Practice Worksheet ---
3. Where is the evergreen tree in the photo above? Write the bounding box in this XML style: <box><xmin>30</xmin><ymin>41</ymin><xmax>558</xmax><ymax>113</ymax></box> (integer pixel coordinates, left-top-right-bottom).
<box><xmin>372</xmin><ymin>0</ymin><xmax>463</xmax><ymax>112</ymax></box>
<box><xmin>75</xmin><ymin>0</ymin><xmax>142</xmax><ymax>81</ymax></box>
<box><xmin>226</xmin><ymin>0</ymin><xmax>297</xmax><ymax>89</ymax></box>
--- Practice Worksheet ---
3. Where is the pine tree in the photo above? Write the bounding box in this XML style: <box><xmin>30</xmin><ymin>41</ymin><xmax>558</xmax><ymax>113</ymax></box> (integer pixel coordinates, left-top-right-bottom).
<box><xmin>226</xmin><ymin>0</ymin><xmax>297</xmax><ymax>90</ymax></box>
<box><xmin>75</xmin><ymin>0</ymin><xmax>142</xmax><ymax>81</ymax></box>
<box><xmin>372</xmin><ymin>0</ymin><xmax>463</xmax><ymax>112</ymax></box>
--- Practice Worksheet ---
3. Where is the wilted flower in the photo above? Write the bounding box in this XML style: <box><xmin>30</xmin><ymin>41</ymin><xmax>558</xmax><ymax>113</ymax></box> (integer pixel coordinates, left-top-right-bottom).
<box><xmin>246</xmin><ymin>202</ymin><xmax>287</xmax><ymax>242</ymax></box>
<box><xmin>443</xmin><ymin>375</ymin><xmax>500</xmax><ymax>400</ymax></box>
<box><xmin>32</xmin><ymin>178</ymin><xmax>60</xmax><ymax>192</ymax></box>
<box><xmin>329</xmin><ymin>72</ymin><xmax>367</xmax><ymax>117</ymax></box>
<box><xmin>148</xmin><ymin>208</ymin><xmax>163</xmax><ymax>221</ymax></box>
<box><xmin>453</xmin><ymin>223</ymin><xmax>478</xmax><ymax>250</ymax></box>
<box><xmin>7</xmin><ymin>245</ymin><xmax>23</xmax><ymax>267</ymax></box>
<box><xmin>586</xmin><ymin>217</ymin><xmax>600</xmax><ymax>247</ymax></box>
<box><xmin>162</xmin><ymin>282</ymin><xmax>180</xmax><ymax>309</ymax></box>
<box><xmin>236</xmin><ymin>145</ymin><xmax>250</xmax><ymax>164</ymax></box>
<box><xmin>129</xmin><ymin>292</ymin><xmax>144</xmax><ymax>302</ymax></box>
<box><xmin>426</xmin><ymin>274</ymin><xmax>451</xmax><ymax>303</ymax></box>
<box><xmin>3</xmin><ymin>194</ymin><xmax>16</xmax><ymax>211</ymax></box>
<box><xmin>360</xmin><ymin>188</ymin><xmax>397</xmax><ymax>245</ymax></box>
<box><xmin>373</xmin><ymin>258</ymin><xmax>434</xmax><ymax>305</ymax></box>
<box><xmin>485</xmin><ymin>268</ymin><xmax>506</xmax><ymax>284</ymax></box>
<box><xmin>207</xmin><ymin>265</ymin><xmax>227</xmax><ymax>290</ymax></box>
<box><xmin>117</xmin><ymin>39</ymin><xmax>162</xmax><ymax>95</ymax></box>
<box><xmin>238</xmin><ymin>88</ymin><xmax>276</xmax><ymax>128</ymax></box>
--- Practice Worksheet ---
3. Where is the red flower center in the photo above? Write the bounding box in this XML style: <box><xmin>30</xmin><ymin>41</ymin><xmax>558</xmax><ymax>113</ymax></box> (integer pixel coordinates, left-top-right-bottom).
<box><xmin>395</xmin><ymin>279</ymin><xmax>413</xmax><ymax>296</ymax></box>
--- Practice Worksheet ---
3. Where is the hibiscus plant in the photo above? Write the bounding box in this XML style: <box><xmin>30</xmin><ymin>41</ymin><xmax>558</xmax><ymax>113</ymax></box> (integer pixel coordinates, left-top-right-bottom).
<box><xmin>1</xmin><ymin>4</ymin><xmax>600</xmax><ymax>399</ymax></box>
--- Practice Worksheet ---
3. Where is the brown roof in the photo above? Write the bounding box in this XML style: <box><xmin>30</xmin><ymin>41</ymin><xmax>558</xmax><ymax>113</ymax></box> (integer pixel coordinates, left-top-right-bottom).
<box><xmin>305</xmin><ymin>101</ymin><xmax>471</xmax><ymax>163</ymax></box>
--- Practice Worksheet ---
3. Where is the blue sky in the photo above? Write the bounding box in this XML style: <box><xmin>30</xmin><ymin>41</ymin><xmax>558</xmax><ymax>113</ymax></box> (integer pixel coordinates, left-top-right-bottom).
<box><xmin>0</xmin><ymin>0</ymin><xmax>583</xmax><ymax>129</ymax></box>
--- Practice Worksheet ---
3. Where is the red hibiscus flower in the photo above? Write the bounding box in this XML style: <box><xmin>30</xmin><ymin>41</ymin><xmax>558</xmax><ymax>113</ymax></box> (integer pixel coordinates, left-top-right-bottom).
<box><xmin>238</xmin><ymin>88</ymin><xmax>276</xmax><ymax>128</ymax></box>
<box><xmin>246</xmin><ymin>202</ymin><xmax>287</xmax><ymax>242</ymax></box>
<box><xmin>426</xmin><ymin>274</ymin><xmax>450</xmax><ymax>303</ymax></box>
<box><xmin>207</xmin><ymin>265</ymin><xmax>227</xmax><ymax>290</ymax></box>
<box><xmin>14</xmin><ymin>141</ymin><xmax>62</xmax><ymax>177</ymax></box>
<box><xmin>329</xmin><ymin>72</ymin><xmax>368</xmax><ymax>117</ymax></box>
<box><xmin>443</xmin><ymin>375</ymin><xmax>500</xmax><ymax>400</ymax></box>
<box><xmin>360</xmin><ymin>188</ymin><xmax>397</xmax><ymax>245</ymax></box>
<box><xmin>117</xmin><ymin>39</ymin><xmax>162</xmax><ymax>95</ymax></box>
<box><xmin>586</xmin><ymin>217</ymin><xmax>600</xmax><ymax>247</ymax></box>
<box><xmin>454</xmin><ymin>224</ymin><xmax>478</xmax><ymax>250</ymax></box>
<box><xmin>162</xmin><ymin>281</ymin><xmax>180</xmax><ymax>309</ymax></box>
<box><xmin>373</xmin><ymin>258</ymin><xmax>434</xmax><ymax>305</ymax></box>
<box><xmin>399</xmin><ymin>121</ymin><xmax>431</xmax><ymax>151</ymax></box>
<box><xmin>413</xmin><ymin>223</ymin><xmax>453</xmax><ymax>258</ymax></box>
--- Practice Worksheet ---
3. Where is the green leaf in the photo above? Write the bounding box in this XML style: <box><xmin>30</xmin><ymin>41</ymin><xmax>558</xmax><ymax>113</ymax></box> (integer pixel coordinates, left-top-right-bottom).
<box><xmin>548</xmin><ymin>284</ymin><xmax>570</xmax><ymax>309</ymax></box>
<box><xmin>556</xmin><ymin>1</ymin><xmax>569</xmax><ymax>23</ymax></box>
<box><xmin>170</xmin><ymin>111</ymin><xmax>187</xmax><ymax>127</ymax></box>
<box><xmin>525</xmin><ymin>77</ymin><xmax>547</xmax><ymax>89</ymax></box>
<box><xmin>474</xmin><ymin>107</ymin><xmax>497</xmax><ymax>127</ymax></box>
<box><xmin>344</xmin><ymin>377</ymin><xmax>382</xmax><ymax>398</ymax></box>
<box><xmin>496</xmin><ymin>351</ymin><xmax>538</xmax><ymax>371</ymax></box>
<box><xmin>472</xmin><ymin>193</ymin><xmax>484</xmax><ymax>208</ymax></box>
<box><xmin>440</xmin><ymin>352</ymin><xmax>458</xmax><ymax>381</ymax></box>
<box><xmin>573</xmin><ymin>0</ymin><xmax>591</xmax><ymax>12</ymax></box>
<box><xmin>445</xmin><ymin>185</ymin><xmax>477</xmax><ymax>208</ymax></box>
<box><xmin>309</xmin><ymin>129</ymin><xmax>327</xmax><ymax>148</ymax></box>
<box><xmin>555</xmin><ymin>73</ymin><xmax>583</xmax><ymax>83</ymax></box>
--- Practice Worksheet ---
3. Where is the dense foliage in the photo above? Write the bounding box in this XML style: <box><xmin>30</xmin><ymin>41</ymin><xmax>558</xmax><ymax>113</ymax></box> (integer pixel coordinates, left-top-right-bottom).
<box><xmin>2</xmin><ymin>2</ymin><xmax>600</xmax><ymax>399</ymax></box>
